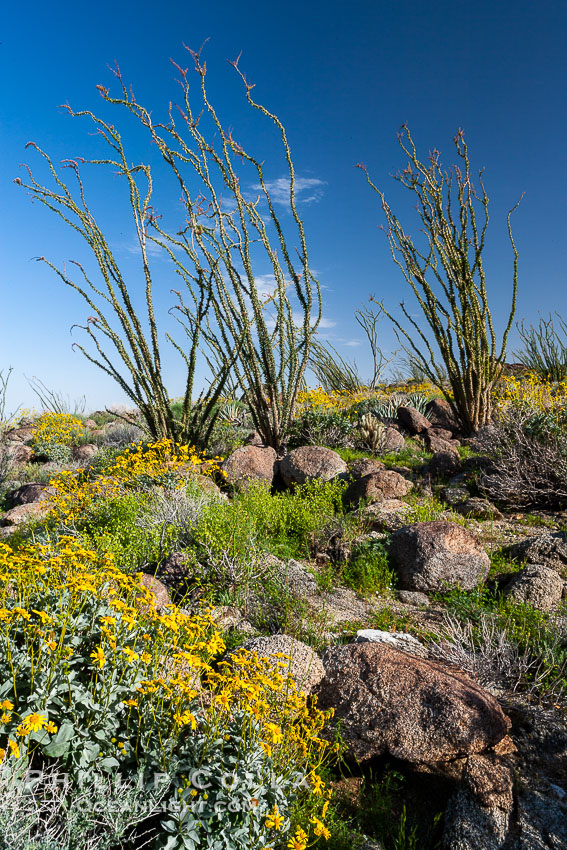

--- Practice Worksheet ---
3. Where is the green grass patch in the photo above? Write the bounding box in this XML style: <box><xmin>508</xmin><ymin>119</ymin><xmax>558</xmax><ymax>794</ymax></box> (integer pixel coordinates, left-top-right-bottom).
<box><xmin>341</xmin><ymin>539</ymin><xmax>396</xmax><ymax>597</ymax></box>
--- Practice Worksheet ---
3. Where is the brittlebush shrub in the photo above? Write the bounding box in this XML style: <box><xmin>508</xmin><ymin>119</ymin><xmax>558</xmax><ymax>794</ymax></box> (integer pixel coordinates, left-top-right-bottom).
<box><xmin>0</xmin><ymin>538</ymin><xmax>334</xmax><ymax>850</ymax></box>
<box><xmin>31</xmin><ymin>412</ymin><xmax>85</xmax><ymax>462</ymax></box>
<box><xmin>47</xmin><ymin>439</ymin><xmax>221</xmax><ymax>528</ymax></box>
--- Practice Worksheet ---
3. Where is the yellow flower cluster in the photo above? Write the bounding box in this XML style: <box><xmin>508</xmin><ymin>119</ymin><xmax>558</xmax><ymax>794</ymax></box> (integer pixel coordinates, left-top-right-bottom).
<box><xmin>47</xmin><ymin>438</ymin><xmax>222</xmax><ymax>525</ymax></box>
<box><xmin>32</xmin><ymin>411</ymin><xmax>84</xmax><ymax>447</ymax></box>
<box><xmin>296</xmin><ymin>383</ymin><xmax>440</xmax><ymax>414</ymax></box>
<box><xmin>0</xmin><ymin>435</ymin><xmax>332</xmax><ymax>844</ymax></box>
<box><xmin>297</xmin><ymin>387</ymin><xmax>377</xmax><ymax>412</ymax></box>
<box><xmin>493</xmin><ymin>373</ymin><xmax>567</xmax><ymax>418</ymax></box>
<box><xmin>0</xmin><ymin>537</ymin><xmax>334</xmax><ymax>847</ymax></box>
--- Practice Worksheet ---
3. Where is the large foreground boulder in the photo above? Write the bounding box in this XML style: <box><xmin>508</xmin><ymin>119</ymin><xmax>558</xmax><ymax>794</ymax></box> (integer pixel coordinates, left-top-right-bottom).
<box><xmin>389</xmin><ymin>521</ymin><xmax>490</xmax><ymax>592</ymax></box>
<box><xmin>315</xmin><ymin>643</ymin><xmax>511</xmax><ymax>764</ymax></box>
<box><xmin>222</xmin><ymin>445</ymin><xmax>277</xmax><ymax>489</ymax></box>
<box><xmin>279</xmin><ymin>446</ymin><xmax>347</xmax><ymax>488</ymax></box>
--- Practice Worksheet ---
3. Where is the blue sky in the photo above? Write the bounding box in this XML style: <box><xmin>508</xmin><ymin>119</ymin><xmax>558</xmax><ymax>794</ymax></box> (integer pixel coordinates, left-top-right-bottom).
<box><xmin>2</xmin><ymin>0</ymin><xmax>566</xmax><ymax>413</ymax></box>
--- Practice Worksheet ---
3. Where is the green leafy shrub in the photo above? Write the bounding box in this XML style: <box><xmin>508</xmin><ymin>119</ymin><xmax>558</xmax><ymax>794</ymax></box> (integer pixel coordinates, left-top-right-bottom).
<box><xmin>0</xmin><ymin>537</ymin><xmax>334</xmax><ymax>849</ymax></box>
<box><xmin>195</xmin><ymin>479</ymin><xmax>347</xmax><ymax>564</ymax></box>
<box><xmin>69</xmin><ymin>491</ymin><xmax>176</xmax><ymax>573</ymax></box>
<box><xmin>404</xmin><ymin>496</ymin><xmax>449</xmax><ymax>524</ymax></box>
<box><xmin>0</xmin><ymin>759</ymin><xmax>166</xmax><ymax>850</ymax></box>
<box><xmin>341</xmin><ymin>540</ymin><xmax>396</xmax><ymax>597</ymax></box>
<box><xmin>287</xmin><ymin>408</ymin><xmax>355</xmax><ymax>449</ymax></box>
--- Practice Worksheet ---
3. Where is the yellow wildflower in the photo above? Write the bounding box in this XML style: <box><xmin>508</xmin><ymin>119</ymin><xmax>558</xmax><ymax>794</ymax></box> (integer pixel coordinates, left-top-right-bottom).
<box><xmin>287</xmin><ymin>827</ymin><xmax>308</xmax><ymax>850</ymax></box>
<box><xmin>7</xmin><ymin>740</ymin><xmax>20</xmax><ymax>759</ymax></box>
<box><xmin>90</xmin><ymin>646</ymin><xmax>106</xmax><ymax>668</ymax></box>
<box><xmin>265</xmin><ymin>804</ymin><xmax>284</xmax><ymax>831</ymax></box>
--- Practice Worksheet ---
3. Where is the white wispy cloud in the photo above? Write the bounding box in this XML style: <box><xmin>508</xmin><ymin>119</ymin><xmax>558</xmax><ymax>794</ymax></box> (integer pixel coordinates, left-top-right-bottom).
<box><xmin>251</xmin><ymin>176</ymin><xmax>326</xmax><ymax>205</ymax></box>
<box><xmin>264</xmin><ymin>313</ymin><xmax>336</xmax><ymax>330</ymax></box>
<box><xmin>120</xmin><ymin>236</ymin><xmax>165</xmax><ymax>258</ymax></box>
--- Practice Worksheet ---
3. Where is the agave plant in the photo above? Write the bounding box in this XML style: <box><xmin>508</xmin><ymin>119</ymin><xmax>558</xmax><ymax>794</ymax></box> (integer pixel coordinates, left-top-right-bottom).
<box><xmin>216</xmin><ymin>400</ymin><xmax>250</xmax><ymax>427</ymax></box>
<box><xmin>367</xmin><ymin>391</ymin><xmax>433</xmax><ymax>421</ymax></box>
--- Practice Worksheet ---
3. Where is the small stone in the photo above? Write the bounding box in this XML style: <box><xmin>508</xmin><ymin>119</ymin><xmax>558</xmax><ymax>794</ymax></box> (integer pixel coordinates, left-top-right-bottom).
<box><xmin>6</xmin><ymin>426</ymin><xmax>35</xmax><ymax>443</ymax></box>
<box><xmin>137</xmin><ymin>574</ymin><xmax>170</xmax><ymax>611</ymax></box>
<box><xmin>360</xmin><ymin>499</ymin><xmax>412</xmax><ymax>533</ymax></box>
<box><xmin>398</xmin><ymin>590</ymin><xmax>431</xmax><ymax>606</ymax></box>
<box><xmin>1</xmin><ymin>502</ymin><xmax>50</xmax><ymax>527</ymax></box>
<box><xmin>382</xmin><ymin>427</ymin><xmax>406</xmax><ymax>452</ymax></box>
<box><xmin>244</xmin><ymin>431</ymin><xmax>264</xmax><ymax>446</ymax></box>
<box><xmin>354</xmin><ymin>629</ymin><xmax>427</xmax><ymax>656</ymax></box>
<box><xmin>72</xmin><ymin>444</ymin><xmax>99</xmax><ymax>462</ymax></box>
<box><xmin>442</xmin><ymin>485</ymin><xmax>471</xmax><ymax>506</ymax></box>
<box><xmin>505</xmin><ymin>532</ymin><xmax>567</xmax><ymax>567</ymax></box>
<box><xmin>456</xmin><ymin>497</ymin><xmax>503</xmax><ymax>520</ymax></box>
<box><xmin>428</xmin><ymin>426</ymin><xmax>454</xmax><ymax>441</ymax></box>
<box><xmin>461</xmin><ymin>753</ymin><xmax>514</xmax><ymax>810</ymax></box>
<box><xmin>5</xmin><ymin>483</ymin><xmax>54</xmax><ymax>506</ymax></box>
<box><xmin>504</xmin><ymin>564</ymin><xmax>565</xmax><ymax>611</ymax></box>
<box><xmin>6</xmin><ymin>443</ymin><xmax>33</xmax><ymax>463</ymax></box>
<box><xmin>347</xmin><ymin>458</ymin><xmax>386</xmax><ymax>480</ymax></box>
<box><xmin>187</xmin><ymin>473</ymin><xmax>222</xmax><ymax>496</ymax></box>
<box><xmin>425</xmin><ymin>433</ymin><xmax>460</xmax><ymax>454</ymax></box>
<box><xmin>228</xmin><ymin>635</ymin><xmax>324</xmax><ymax>695</ymax></box>
<box><xmin>428</xmin><ymin>451</ymin><xmax>462</xmax><ymax>478</ymax></box>
<box><xmin>210</xmin><ymin>606</ymin><xmax>243</xmax><ymax>629</ymax></box>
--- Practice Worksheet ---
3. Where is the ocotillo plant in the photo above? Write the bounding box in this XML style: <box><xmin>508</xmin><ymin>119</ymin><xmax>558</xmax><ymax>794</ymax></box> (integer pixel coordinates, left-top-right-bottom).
<box><xmin>358</xmin><ymin>127</ymin><xmax>522</xmax><ymax>433</ymax></box>
<box><xmin>515</xmin><ymin>313</ymin><xmax>567</xmax><ymax>382</ymax></box>
<box><xmin>16</xmin><ymin>46</ymin><xmax>321</xmax><ymax>451</ymax></box>
<box><xmin>309</xmin><ymin>304</ymin><xmax>394</xmax><ymax>393</ymax></box>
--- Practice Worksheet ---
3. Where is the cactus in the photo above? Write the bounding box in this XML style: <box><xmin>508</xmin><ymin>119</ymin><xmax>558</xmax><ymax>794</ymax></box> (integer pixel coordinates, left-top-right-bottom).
<box><xmin>359</xmin><ymin>413</ymin><xmax>387</xmax><ymax>453</ymax></box>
